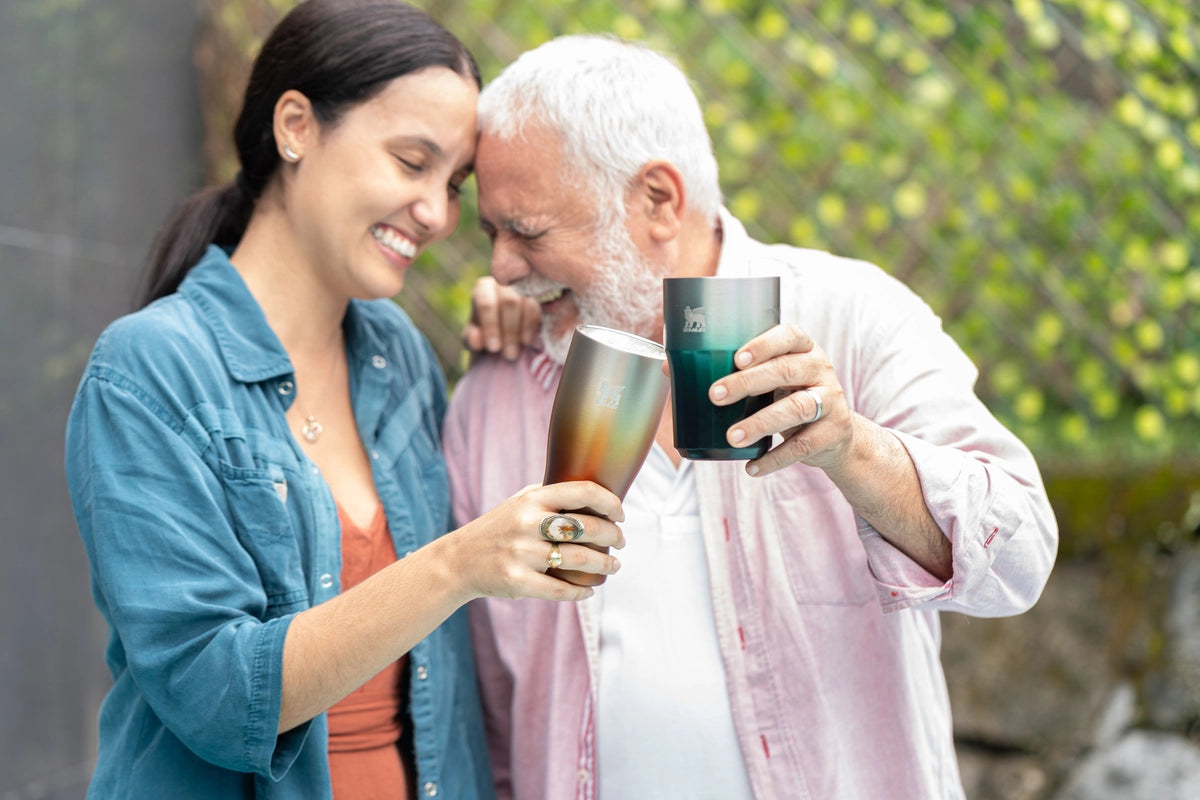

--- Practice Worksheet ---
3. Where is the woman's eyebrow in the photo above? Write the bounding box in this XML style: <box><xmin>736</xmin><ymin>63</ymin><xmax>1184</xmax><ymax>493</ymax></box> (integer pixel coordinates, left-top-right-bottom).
<box><xmin>390</xmin><ymin>135</ymin><xmax>444</xmax><ymax>158</ymax></box>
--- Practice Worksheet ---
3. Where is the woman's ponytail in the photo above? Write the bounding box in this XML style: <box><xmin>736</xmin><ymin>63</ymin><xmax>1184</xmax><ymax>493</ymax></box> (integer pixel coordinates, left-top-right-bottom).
<box><xmin>135</xmin><ymin>179</ymin><xmax>253</xmax><ymax>308</ymax></box>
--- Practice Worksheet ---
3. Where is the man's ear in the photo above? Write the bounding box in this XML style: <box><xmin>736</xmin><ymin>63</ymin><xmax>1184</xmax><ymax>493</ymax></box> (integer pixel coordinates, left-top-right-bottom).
<box><xmin>632</xmin><ymin>161</ymin><xmax>686</xmax><ymax>243</ymax></box>
<box><xmin>273</xmin><ymin>89</ymin><xmax>317</xmax><ymax>161</ymax></box>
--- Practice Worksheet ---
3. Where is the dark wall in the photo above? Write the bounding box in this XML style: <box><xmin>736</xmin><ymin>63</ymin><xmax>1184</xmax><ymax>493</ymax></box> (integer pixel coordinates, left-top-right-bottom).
<box><xmin>0</xmin><ymin>1</ymin><xmax>204</xmax><ymax>795</ymax></box>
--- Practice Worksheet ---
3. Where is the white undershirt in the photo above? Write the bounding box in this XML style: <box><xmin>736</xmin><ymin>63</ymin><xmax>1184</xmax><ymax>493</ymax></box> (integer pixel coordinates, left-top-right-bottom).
<box><xmin>594</xmin><ymin>445</ymin><xmax>754</xmax><ymax>800</ymax></box>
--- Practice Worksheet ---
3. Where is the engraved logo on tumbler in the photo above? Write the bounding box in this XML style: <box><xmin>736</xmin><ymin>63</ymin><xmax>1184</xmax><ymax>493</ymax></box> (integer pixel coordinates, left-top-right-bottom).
<box><xmin>594</xmin><ymin>381</ymin><xmax>625</xmax><ymax>409</ymax></box>
<box><xmin>682</xmin><ymin>305</ymin><xmax>707</xmax><ymax>333</ymax></box>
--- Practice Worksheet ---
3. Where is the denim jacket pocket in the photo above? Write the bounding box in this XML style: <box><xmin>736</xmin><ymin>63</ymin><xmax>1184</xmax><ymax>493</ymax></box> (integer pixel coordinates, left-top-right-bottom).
<box><xmin>222</xmin><ymin>463</ymin><xmax>310</xmax><ymax>614</ymax></box>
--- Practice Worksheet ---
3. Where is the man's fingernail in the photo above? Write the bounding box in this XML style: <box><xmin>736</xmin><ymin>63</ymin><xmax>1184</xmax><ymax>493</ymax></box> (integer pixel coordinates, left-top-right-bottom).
<box><xmin>711</xmin><ymin>385</ymin><xmax>727</xmax><ymax>401</ymax></box>
<box><xmin>746</xmin><ymin>462</ymin><xmax>760</xmax><ymax>476</ymax></box>
<box><xmin>736</xmin><ymin>351</ymin><xmax>752</xmax><ymax>367</ymax></box>
<box><xmin>729</xmin><ymin>428</ymin><xmax>745</xmax><ymax>444</ymax></box>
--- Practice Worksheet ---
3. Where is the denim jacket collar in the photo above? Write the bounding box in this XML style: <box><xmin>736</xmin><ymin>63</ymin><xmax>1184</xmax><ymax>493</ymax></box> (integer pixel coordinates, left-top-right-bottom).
<box><xmin>177</xmin><ymin>245</ymin><xmax>396</xmax><ymax>389</ymax></box>
<box><xmin>178</xmin><ymin>245</ymin><xmax>294</xmax><ymax>384</ymax></box>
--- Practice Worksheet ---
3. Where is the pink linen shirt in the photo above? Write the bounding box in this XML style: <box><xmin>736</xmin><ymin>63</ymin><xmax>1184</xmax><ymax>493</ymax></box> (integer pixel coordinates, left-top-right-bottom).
<box><xmin>443</xmin><ymin>210</ymin><xmax>1058</xmax><ymax>800</ymax></box>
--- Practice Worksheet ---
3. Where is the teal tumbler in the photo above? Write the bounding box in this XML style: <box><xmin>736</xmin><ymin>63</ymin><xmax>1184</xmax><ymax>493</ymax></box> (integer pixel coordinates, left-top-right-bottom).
<box><xmin>663</xmin><ymin>276</ymin><xmax>780</xmax><ymax>460</ymax></box>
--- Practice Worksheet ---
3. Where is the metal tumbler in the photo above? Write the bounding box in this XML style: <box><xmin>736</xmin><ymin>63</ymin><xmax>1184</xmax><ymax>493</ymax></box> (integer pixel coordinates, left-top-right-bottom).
<box><xmin>544</xmin><ymin>324</ymin><xmax>670</xmax><ymax>500</ymax></box>
<box><xmin>664</xmin><ymin>275</ymin><xmax>780</xmax><ymax>460</ymax></box>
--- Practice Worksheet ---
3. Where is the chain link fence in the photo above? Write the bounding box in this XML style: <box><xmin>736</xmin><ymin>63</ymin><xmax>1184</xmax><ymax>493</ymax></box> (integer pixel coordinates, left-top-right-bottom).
<box><xmin>196</xmin><ymin>0</ymin><xmax>1199</xmax><ymax>467</ymax></box>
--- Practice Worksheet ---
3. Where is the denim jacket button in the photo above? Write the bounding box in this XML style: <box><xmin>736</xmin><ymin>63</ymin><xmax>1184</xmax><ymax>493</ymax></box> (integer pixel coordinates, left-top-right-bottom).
<box><xmin>319</xmin><ymin>573</ymin><xmax>334</xmax><ymax>589</ymax></box>
<box><xmin>423</xmin><ymin>782</ymin><xmax>437</xmax><ymax>797</ymax></box>
<box><xmin>416</xmin><ymin>665</ymin><xmax>428</xmax><ymax>680</ymax></box>
<box><xmin>372</xmin><ymin>355</ymin><xmax>387</xmax><ymax>369</ymax></box>
<box><xmin>277</xmin><ymin>380</ymin><xmax>294</xmax><ymax>396</ymax></box>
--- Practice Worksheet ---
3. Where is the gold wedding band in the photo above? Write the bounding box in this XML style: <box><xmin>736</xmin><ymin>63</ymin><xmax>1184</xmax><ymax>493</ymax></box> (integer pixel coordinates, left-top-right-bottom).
<box><xmin>546</xmin><ymin>543</ymin><xmax>563</xmax><ymax>570</ymax></box>
<box><xmin>540</xmin><ymin>513</ymin><xmax>585</xmax><ymax>542</ymax></box>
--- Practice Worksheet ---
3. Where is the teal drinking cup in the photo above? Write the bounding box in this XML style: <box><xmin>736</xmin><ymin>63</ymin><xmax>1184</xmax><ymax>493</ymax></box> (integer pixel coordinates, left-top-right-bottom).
<box><xmin>663</xmin><ymin>276</ymin><xmax>780</xmax><ymax>460</ymax></box>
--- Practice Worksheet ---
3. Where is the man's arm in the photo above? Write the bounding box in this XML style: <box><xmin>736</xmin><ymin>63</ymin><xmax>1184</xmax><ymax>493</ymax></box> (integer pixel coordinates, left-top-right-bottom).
<box><xmin>712</xmin><ymin>325</ymin><xmax>951</xmax><ymax>580</ymax></box>
<box><xmin>712</xmin><ymin>309</ymin><xmax>1056</xmax><ymax>616</ymax></box>
<box><xmin>823</xmin><ymin>414</ymin><xmax>952</xmax><ymax>580</ymax></box>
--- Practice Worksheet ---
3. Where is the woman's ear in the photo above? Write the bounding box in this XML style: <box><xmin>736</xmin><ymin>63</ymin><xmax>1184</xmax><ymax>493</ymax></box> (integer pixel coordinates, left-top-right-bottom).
<box><xmin>273</xmin><ymin>89</ymin><xmax>316</xmax><ymax>162</ymax></box>
<box><xmin>633</xmin><ymin>161</ymin><xmax>686</xmax><ymax>243</ymax></box>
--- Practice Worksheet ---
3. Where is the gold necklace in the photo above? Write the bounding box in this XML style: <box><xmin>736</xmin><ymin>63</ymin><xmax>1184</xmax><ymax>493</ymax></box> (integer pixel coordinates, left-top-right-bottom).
<box><xmin>299</xmin><ymin>345</ymin><xmax>340</xmax><ymax>444</ymax></box>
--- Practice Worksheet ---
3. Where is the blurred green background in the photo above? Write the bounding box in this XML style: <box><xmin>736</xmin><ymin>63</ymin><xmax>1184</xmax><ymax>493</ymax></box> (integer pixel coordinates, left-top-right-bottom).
<box><xmin>196</xmin><ymin>0</ymin><xmax>1200</xmax><ymax>543</ymax></box>
<box><xmin>3</xmin><ymin>4</ymin><xmax>1194</xmax><ymax>795</ymax></box>
<box><xmin>0</xmin><ymin>3</ymin><xmax>1195</xmax><ymax>795</ymax></box>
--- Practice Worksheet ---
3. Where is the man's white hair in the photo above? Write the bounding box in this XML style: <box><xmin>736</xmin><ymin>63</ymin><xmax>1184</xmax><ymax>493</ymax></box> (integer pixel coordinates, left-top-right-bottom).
<box><xmin>477</xmin><ymin>34</ymin><xmax>722</xmax><ymax>229</ymax></box>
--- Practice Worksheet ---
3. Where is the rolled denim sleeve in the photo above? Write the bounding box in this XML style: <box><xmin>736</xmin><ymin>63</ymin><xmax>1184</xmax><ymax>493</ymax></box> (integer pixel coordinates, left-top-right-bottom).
<box><xmin>66</xmin><ymin>368</ymin><xmax>311</xmax><ymax>778</ymax></box>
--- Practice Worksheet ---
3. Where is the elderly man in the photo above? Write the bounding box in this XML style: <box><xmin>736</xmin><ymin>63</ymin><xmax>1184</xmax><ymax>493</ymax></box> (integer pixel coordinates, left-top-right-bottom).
<box><xmin>444</xmin><ymin>34</ymin><xmax>1057</xmax><ymax>800</ymax></box>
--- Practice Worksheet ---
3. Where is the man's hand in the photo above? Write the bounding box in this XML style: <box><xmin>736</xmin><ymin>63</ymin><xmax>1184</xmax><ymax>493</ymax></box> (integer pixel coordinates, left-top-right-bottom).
<box><xmin>710</xmin><ymin>323</ymin><xmax>951</xmax><ymax>579</ymax></box>
<box><xmin>462</xmin><ymin>276</ymin><xmax>541</xmax><ymax>361</ymax></box>
<box><xmin>708</xmin><ymin>324</ymin><xmax>854</xmax><ymax>477</ymax></box>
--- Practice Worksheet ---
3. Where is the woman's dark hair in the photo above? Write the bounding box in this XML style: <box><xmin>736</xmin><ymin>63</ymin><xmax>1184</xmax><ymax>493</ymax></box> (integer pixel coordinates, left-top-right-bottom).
<box><xmin>136</xmin><ymin>0</ymin><xmax>481</xmax><ymax>307</ymax></box>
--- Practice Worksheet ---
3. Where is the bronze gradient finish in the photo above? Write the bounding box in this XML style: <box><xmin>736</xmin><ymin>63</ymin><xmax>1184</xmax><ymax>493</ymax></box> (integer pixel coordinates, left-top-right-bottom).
<box><xmin>544</xmin><ymin>325</ymin><xmax>669</xmax><ymax>501</ymax></box>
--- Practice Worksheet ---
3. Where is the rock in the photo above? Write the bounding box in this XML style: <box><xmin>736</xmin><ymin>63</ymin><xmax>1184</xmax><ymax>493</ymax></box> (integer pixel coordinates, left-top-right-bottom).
<box><xmin>957</xmin><ymin>747</ymin><xmax>1049</xmax><ymax>800</ymax></box>
<box><xmin>1145</xmin><ymin>549</ymin><xmax>1200</xmax><ymax>730</ymax></box>
<box><xmin>1052</xmin><ymin>730</ymin><xmax>1200</xmax><ymax>800</ymax></box>
<box><xmin>942</xmin><ymin>561</ymin><xmax>1116</xmax><ymax>755</ymax></box>
<box><xmin>1091</xmin><ymin>682</ymin><xmax>1137</xmax><ymax>749</ymax></box>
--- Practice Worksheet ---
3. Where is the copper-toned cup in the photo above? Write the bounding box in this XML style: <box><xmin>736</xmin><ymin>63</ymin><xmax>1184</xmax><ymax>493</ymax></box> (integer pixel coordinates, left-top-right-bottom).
<box><xmin>544</xmin><ymin>325</ymin><xmax>669</xmax><ymax>501</ymax></box>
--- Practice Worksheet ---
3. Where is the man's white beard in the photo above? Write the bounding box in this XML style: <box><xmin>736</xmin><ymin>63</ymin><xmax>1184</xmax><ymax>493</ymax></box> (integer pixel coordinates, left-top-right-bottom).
<box><xmin>540</xmin><ymin>224</ymin><xmax>666</xmax><ymax>365</ymax></box>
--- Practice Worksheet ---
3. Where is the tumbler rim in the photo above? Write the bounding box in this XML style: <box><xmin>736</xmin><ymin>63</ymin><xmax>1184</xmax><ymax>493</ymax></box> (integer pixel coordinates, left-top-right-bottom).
<box><xmin>574</xmin><ymin>324</ymin><xmax>666</xmax><ymax>360</ymax></box>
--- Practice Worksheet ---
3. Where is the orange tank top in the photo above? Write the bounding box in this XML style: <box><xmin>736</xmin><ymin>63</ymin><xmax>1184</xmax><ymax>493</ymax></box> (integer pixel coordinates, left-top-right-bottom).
<box><xmin>326</xmin><ymin>503</ymin><xmax>410</xmax><ymax>800</ymax></box>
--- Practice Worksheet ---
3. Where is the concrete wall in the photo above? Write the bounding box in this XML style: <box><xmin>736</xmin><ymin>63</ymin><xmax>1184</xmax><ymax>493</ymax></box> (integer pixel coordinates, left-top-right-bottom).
<box><xmin>0</xmin><ymin>1</ymin><xmax>203</xmax><ymax>796</ymax></box>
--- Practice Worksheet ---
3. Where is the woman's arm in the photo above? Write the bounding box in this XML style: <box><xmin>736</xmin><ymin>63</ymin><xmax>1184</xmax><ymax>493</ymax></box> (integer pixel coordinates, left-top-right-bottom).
<box><xmin>277</xmin><ymin>481</ymin><xmax>624</xmax><ymax>732</ymax></box>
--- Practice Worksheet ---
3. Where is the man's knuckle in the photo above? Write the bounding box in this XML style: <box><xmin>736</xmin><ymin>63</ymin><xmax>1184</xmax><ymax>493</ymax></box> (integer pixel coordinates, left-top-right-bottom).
<box><xmin>783</xmin><ymin>433</ymin><xmax>812</xmax><ymax>460</ymax></box>
<box><xmin>782</xmin><ymin>391</ymin><xmax>806</xmax><ymax>417</ymax></box>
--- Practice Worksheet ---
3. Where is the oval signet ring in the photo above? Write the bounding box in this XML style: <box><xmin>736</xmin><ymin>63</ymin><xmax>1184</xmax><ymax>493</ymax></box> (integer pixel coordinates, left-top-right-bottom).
<box><xmin>540</xmin><ymin>513</ymin><xmax>585</xmax><ymax>542</ymax></box>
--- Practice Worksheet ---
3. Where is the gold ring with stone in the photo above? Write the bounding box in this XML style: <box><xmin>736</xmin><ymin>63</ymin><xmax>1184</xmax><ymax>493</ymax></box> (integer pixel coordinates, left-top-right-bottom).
<box><xmin>540</xmin><ymin>513</ymin><xmax>585</xmax><ymax>542</ymax></box>
<box><xmin>546</xmin><ymin>543</ymin><xmax>563</xmax><ymax>570</ymax></box>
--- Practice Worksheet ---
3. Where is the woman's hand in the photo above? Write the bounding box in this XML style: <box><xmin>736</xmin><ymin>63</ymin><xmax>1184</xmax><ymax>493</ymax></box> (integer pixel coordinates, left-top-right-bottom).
<box><xmin>446</xmin><ymin>480</ymin><xmax>625</xmax><ymax>602</ymax></box>
<box><xmin>461</xmin><ymin>276</ymin><xmax>541</xmax><ymax>361</ymax></box>
<box><xmin>279</xmin><ymin>480</ymin><xmax>622</xmax><ymax>733</ymax></box>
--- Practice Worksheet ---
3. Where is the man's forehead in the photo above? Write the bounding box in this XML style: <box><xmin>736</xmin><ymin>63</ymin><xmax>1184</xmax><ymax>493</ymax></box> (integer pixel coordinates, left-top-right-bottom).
<box><xmin>479</xmin><ymin>127</ymin><xmax>544</xmax><ymax>162</ymax></box>
<box><xmin>477</xmin><ymin>126</ymin><xmax>564</xmax><ymax>179</ymax></box>
<box><xmin>476</xmin><ymin>138</ymin><xmax>562</xmax><ymax>219</ymax></box>
<box><xmin>476</xmin><ymin>180</ymin><xmax>552</xmax><ymax>227</ymax></box>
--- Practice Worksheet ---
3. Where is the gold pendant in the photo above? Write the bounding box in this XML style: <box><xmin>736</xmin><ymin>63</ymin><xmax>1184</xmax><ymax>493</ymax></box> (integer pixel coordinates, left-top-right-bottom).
<box><xmin>301</xmin><ymin>415</ymin><xmax>323</xmax><ymax>443</ymax></box>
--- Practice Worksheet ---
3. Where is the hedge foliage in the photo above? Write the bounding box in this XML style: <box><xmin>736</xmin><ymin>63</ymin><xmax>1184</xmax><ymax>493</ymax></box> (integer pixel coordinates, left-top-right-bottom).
<box><xmin>200</xmin><ymin>0</ymin><xmax>1199</xmax><ymax>466</ymax></box>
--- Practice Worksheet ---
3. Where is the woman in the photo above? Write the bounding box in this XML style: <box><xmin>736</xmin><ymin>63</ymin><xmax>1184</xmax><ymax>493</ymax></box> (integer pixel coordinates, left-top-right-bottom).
<box><xmin>64</xmin><ymin>1</ymin><xmax>623</xmax><ymax>797</ymax></box>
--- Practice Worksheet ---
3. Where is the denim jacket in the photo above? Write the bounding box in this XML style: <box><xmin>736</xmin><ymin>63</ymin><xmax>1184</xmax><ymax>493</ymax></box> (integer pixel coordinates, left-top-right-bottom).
<box><xmin>65</xmin><ymin>245</ymin><xmax>493</xmax><ymax>799</ymax></box>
